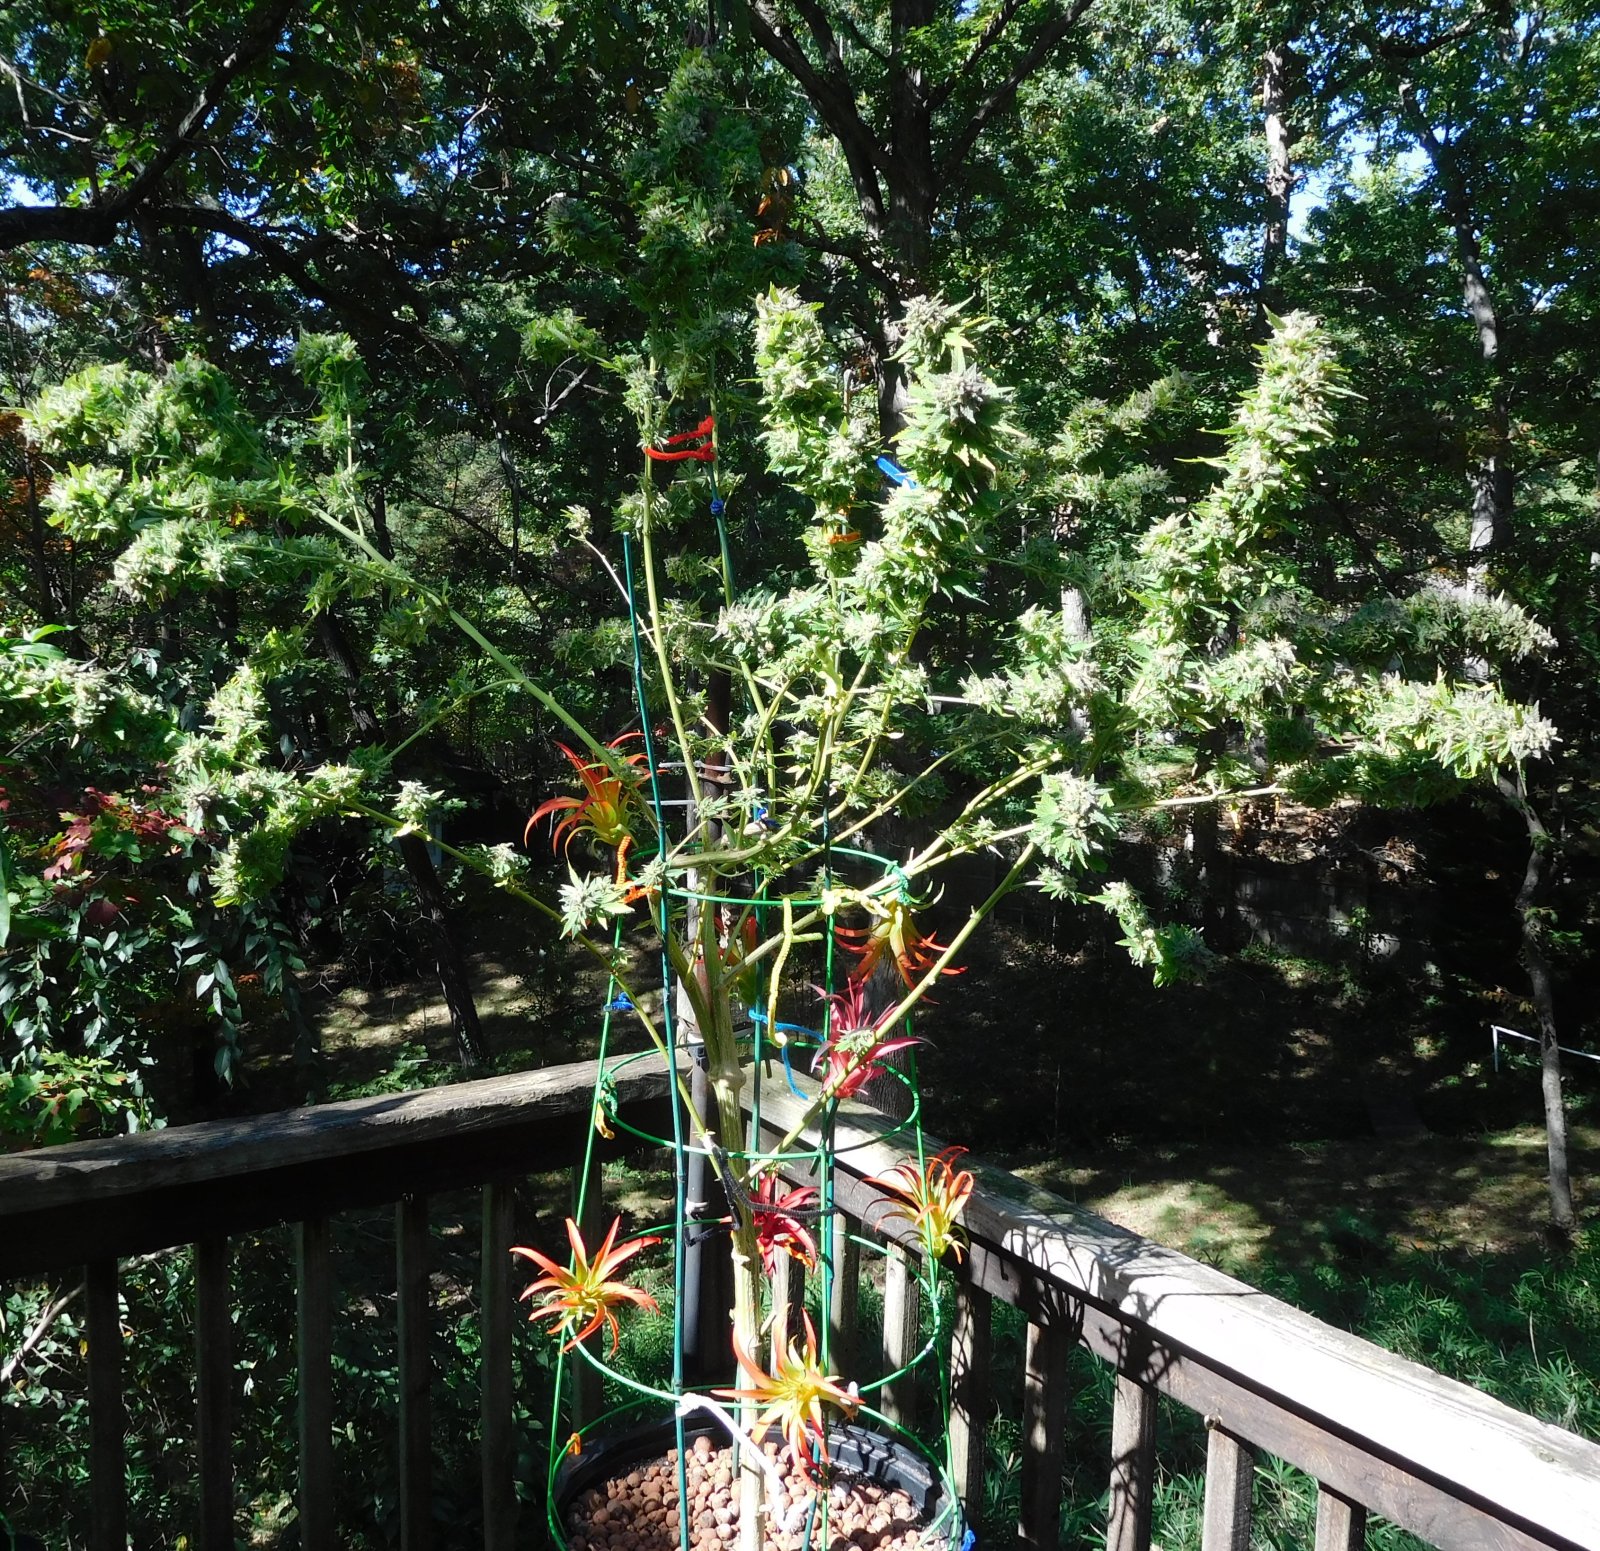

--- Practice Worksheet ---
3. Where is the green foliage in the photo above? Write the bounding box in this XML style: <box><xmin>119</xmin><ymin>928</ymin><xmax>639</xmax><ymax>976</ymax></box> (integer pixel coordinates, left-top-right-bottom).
<box><xmin>3</xmin><ymin>1211</ymin><xmax>553</xmax><ymax>1547</ymax></box>
<box><xmin>0</xmin><ymin>1048</ymin><xmax>157</xmax><ymax>1145</ymax></box>
<box><xmin>1</xmin><ymin>3</ymin><xmax>1596</xmax><ymax>1534</ymax></box>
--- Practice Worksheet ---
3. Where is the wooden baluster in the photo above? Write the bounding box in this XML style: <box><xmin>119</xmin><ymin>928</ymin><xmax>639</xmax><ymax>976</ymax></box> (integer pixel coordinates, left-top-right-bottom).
<box><xmin>1200</xmin><ymin>1425</ymin><xmax>1253</xmax><ymax>1551</ymax></box>
<box><xmin>948</xmin><ymin>1275</ymin><xmax>991</xmax><ymax>1529</ymax></box>
<box><xmin>1314</xmin><ymin>1487</ymin><xmax>1366</xmax><ymax>1551</ymax></box>
<box><xmin>397</xmin><ymin>1195</ymin><xmax>431</xmax><ymax>1551</ymax></box>
<box><xmin>1018</xmin><ymin>1317</ymin><xmax>1070</xmax><ymax>1551</ymax></box>
<box><xmin>0</xmin><ymin>1364</ymin><xmax>9</xmax><ymax>1526</ymax></box>
<box><xmin>296</xmin><ymin>1218</ymin><xmax>334</xmax><ymax>1551</ymax></box>
<box><xmin>570</xmin><ymin>1157</ymin><xmax>604</xmax><ymax>1431</ymax></box>
<box><xmin>827</xmin><ymin>1210</ymin><xmax>859</xmax><ymax>1376</ymax></box>
<box><xmin>481</xmin><ymin>1182</ymin><xmax>518</xmax><ymax>1551</ymax></box>
<box><xmin>195</xmin><ymin>1236</ymin><xmax>233</xmax><ymax>1551</ymax></box>
<box><xmin>1106</xmin><ymin>1373</ymin><xmax>1155</xmax><ymax>1551</ymax></box>
<box><xmin>769</xmin><ymin>1253</ymin><xmax>802</xmax><ymax>1369</ymax></box>
<box><xmin>880</xmin><ymin>1242</ymin><xmax>920</xmax><ymax>1428</ymax></box>
<box><xmin>86</xmin><ymin>1259</ymin><xmax>126</xmax><ymax>1551</ymax></box>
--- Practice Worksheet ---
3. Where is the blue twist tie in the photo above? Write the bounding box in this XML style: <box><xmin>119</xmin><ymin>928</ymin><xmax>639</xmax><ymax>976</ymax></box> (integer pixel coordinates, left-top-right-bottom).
<box><xmin>709</xmin><ymin>498</ymin><xmax>725</xmax><ymax>515</ymax></box>
<box><xmin>876</xmin><ymin>455</ymin><xmax>919</xmax><ymax>489</ymax></box>
<box><xmin>605</xmin><ymin>992</ymin><xmax>634</xmax><ymax>1013</ymax></box>
<box><xmin>960</xmin><ymin>1530</ymin><xmax>976</xmax><ymax>1551</ymax></box>
<box><xmin>781</xmin><ymin>1040</ymin><xmax>809</xmax><ymax>1100</ymax></box>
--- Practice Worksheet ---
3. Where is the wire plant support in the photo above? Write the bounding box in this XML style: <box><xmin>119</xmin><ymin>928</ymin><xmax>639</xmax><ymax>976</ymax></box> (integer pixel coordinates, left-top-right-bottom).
<box><xmin>530</xmin><ymin>415</ymin><xmax>970</xmax><ymax>1551</ymax></box>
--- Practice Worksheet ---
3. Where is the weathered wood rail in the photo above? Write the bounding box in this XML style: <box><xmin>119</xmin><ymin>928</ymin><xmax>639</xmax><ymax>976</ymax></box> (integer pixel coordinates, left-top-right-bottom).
<box><xmin>2</xmin><ymin>1059</ymin><xmax>1598</xmax><ymax>1551</ymax></box>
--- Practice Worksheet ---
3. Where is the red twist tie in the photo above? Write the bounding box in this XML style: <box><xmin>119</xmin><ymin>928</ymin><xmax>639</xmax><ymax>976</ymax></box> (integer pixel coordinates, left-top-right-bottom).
<box><xmin>645</xmin><ymin>414</ymin><xmax>716</xmax><ymax>462</ymax></box>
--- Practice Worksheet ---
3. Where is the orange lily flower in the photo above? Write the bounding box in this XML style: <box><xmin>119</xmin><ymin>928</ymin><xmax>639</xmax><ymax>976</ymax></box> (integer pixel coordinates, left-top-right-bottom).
<box><xmin>511</xmin><ymin>1216</ymin><xmax>660</xmax><ymax>1354</ymax></box>
<box><xmin>866</xmin><ymin>1147</ymin><xmax>975</xmax><ymax>1262</ymax></box>
<box><xmin>715</xmin><ymin>1312</ymin><xmax>857</xmax><ymax>1482</ymax></box>
<box><xmin>526</xmin><ymin>736</ymin><xmax>648</xmax><ymax>884</ymax></box>
<box><xmin>834</xmin><ymin>897</ymin><xmax>963</xmax><ymax>992</ymax></box>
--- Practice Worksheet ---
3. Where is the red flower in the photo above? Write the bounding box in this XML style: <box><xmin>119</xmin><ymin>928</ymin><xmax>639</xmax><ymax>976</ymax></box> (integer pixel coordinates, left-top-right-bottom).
<box><xmin>748</xmin><ymin>1170</ymin><xmax>819</xmax><ymax>1276</ymax></box>
<box><xmin>526</xmin><ymin>736</ymin><xmax>648</xmax><ymax>884</ymax></box>
<box><xmin>812</xmin><ymin>980</ymin><xmax>923</xmax><ymax>1101</ymax></box>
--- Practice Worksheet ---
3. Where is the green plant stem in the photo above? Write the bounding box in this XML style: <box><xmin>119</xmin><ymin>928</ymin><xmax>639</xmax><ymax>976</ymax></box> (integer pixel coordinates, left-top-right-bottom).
<box><xmin>637</xmin><ymin>433</ymin><xmax>705</xmax><ymax>820</ymax></box>
<box><xmin>301</xmin><ymin>508</ymin><xmax>608</xmax><ymax>760</ymax></box>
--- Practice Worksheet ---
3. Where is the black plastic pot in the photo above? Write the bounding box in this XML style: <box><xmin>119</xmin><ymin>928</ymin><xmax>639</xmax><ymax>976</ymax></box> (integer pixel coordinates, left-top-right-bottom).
<box><xmin>553</xmin><ymin>1415</ymin><xmax>969</xmax><ymax>1550</ymax></box>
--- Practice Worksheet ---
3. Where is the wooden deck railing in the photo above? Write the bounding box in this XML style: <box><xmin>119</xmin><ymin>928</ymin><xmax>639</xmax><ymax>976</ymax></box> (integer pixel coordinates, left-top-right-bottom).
<box><xmin>2</xmin><ymin>1059</ymin><xmax>1598</xmax><ymax>1551</ymax></box>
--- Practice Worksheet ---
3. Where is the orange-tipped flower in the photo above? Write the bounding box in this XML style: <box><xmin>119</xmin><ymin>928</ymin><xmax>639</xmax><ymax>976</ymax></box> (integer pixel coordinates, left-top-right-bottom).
<box><xmin>715</xmin><ymin>1312</ymin><xmax>857</xmax><ymax>1482</ymax></box>
<box><xmin>834</xmin><ymin>897</ymin><xmax>963</xmax><ymax>992</ymax></box>
<box><xmin>526</xmin><ymin>736</ymin><xmax>648</xmax><ymax>883</ymax></box>
<box><xmin>748</xmin><ymin>1170</ymin><xmax>819</xmax><ymax>1276</ymax></box>
<box><xmin>866</xmin><ymin>1147</ymin><xmax>975</xmax><ymax>1262</ymax></box>
<box><xmin>511</xmin><ymin>1216</ymin><xmax>660</xmax><ymax>1354</ymax></box>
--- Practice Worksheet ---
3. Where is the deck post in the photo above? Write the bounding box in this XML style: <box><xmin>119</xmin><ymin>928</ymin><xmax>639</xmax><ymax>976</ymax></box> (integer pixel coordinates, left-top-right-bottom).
<box><xmin>295</xmin><ymin>1218</ymin><xmax>334</xmax><ymax>1551</ymax></box>
<box><xmin>481</xmin><ymin>1182</ymin><xmax>518</xmax><ymax>1550</ymax></box>
<box><xmin>1200</xmin><ymin>1424</ymin><xmax>1253</xmax><ymax>1551</ymax></box>
<box><xmin>86</xmin><ymin>1259</ymin><xmax>126</xmax><ymax>1551</ymax></box>
<box><xmin>880</xmin><ymin>1242</ymin><xmax>921</xmax><ymax>1428</ymax></box>
<box><xmin>195</xmin><ymin>1236</ymin><xmax>233</xmax><ymax>1551</ymax></box>
<box><xmin>397</xmin><ymin>1195</ymin><xmax>432</xmax><ymax>1551</ymax></box>
<box><xmin>948</xmin><ymin>1273</ymin><xmax>991</xmax><ymax>1528</ymax></box>
<box><xmin>1107</xmin><ymin>1372</ymin><xmax>1155</xmax><ymax>1551</ymax></box>
<box><xmin>1314</xmin><ymin>1486</ymin><xmax>1366</xmax><ymax>1551</ymax></box>
<box><xmin>1018</xmin><ymin>1316</ymin><xmax>1071</xmax><ymax>1551</ymax></box>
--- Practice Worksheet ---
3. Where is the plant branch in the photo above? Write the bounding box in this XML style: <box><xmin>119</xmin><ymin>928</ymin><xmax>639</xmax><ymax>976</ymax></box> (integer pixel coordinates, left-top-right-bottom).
<box><xmin>0</xmin><ymin>1278</ymin><xmax>82</xmax><ymax>1385</ymax></box>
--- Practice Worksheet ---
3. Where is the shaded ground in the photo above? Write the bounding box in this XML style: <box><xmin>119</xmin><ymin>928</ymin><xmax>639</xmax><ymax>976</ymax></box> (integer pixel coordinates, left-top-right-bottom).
<box><xmin>1019</xmin><ymin>1124</ymin><xmax>1600</xmax><ymax>1270</ymax></box>
<box><xmin>183</xmin><ymin>802</ymin><xmax>1599</xmax><ymax>1289</ymax></box>
<box><xmin>220</xmin><ymin>877</ymin><xmax>1600</xmax><ymax>1275</ymax></box>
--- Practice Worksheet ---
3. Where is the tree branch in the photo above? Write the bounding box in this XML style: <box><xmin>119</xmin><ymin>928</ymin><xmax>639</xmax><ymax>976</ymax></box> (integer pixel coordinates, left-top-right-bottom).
<box><xmin>944</xmin><ymin>0</ymin><xmax>1096</xmax><ymax>174</ymax></box>
<box><xmin>0</xmin><ymin>0</ymin><xmax>298</xmax><ymax>254</ymax></box>
<box><xmin>749</xmin><ymin>0</ymin><xmax>890</xmax><ymax>235</ymax></box>
<box><xmin>1369</xmin><ymin>9</ymin><xmax>1489</xmax><ymax>60</ymax></box>
<box><xmin>786</xmin><ymin>225</ymin><xmax>895</xmax><ymax>295</ymax></box>
<box><xmin>927</xmin><ymin>0</ymin><xmax>1028</xmax><ymax>114</ymax></box>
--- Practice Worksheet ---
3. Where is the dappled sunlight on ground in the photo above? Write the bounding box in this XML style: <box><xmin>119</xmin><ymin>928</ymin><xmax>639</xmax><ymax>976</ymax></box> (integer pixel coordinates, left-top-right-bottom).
<box><xmin>1019</xmin><ymin>1125</ymin><xmax>1600</xmax><ymax>1271</ymax></box>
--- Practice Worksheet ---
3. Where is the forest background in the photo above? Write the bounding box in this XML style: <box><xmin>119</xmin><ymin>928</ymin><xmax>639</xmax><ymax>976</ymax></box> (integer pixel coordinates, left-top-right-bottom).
<box><xmin>1</xmin><ymin>0</ymin><xmax>1599</xmax><ymax>1542</ymax></box>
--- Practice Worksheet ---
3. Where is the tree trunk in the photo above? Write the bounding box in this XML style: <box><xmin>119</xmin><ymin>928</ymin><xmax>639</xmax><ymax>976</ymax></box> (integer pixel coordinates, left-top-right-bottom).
<box><xmin>1257</xmin><ymin>43</ymin><xmax>1301</xmax><ymax>330</ymax></box>
<box><xmin>1497</xmin><ymin>774</ymin><xmax>1576</xmax><ymax>1241</ymax></box>
<box><xmin>1404</xmin><ymin>95</ymin><xmax>1513</xmax><ymax>560</ymax></box>
<box><xmin>873</xmin><ymin>0</ymin><xmax>938</xmax><ymax>434</ymax></box>
<box><xmin>369</xmin><ymin>479</ymin><xmax>395</xmax><ymax>560</ymax></box>
<box><xmin>395</xmin><ymin>831</ymin><xmax>491</xmax><ymax>1067</ymax></box>
<box><xmin>314</xmin><ymin>611</ymin><xmax>489</xmax><ymax>1067</ymax></box>
<box><xmin>1405</xmin><ymin>102</ymin><xmax>1568</xmax><ymax>1238</ymax></box>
